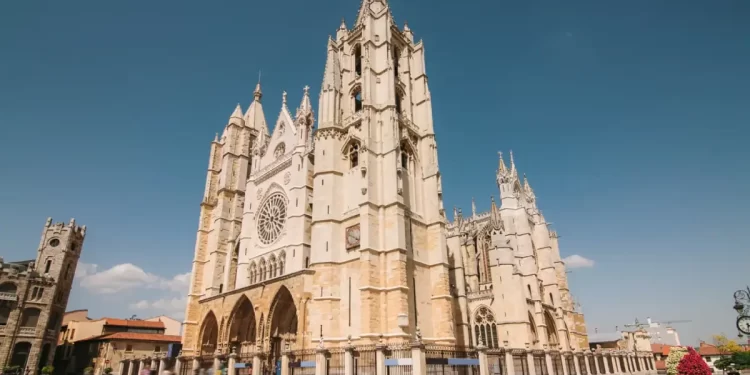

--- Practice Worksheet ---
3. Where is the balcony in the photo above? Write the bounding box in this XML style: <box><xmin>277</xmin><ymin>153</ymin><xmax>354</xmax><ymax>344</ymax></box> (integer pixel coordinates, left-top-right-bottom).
<box><xmin>18</xmin><ymin>327</ymin><xmax>36</xmax><ymax>336</ymax></box>
<box><xmin>0</xmin><ymin>292</ymin><xmax>17</xmax><ymax>301</ymax></box>
<box><xmin>343</xmin><ymin>110</ymin><xmax>363</xmax><ymax>128</ymax></box>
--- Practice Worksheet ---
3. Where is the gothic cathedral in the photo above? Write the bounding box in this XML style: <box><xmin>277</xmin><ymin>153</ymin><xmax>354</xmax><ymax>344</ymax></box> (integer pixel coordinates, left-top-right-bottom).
<box><xmin>181</xmin><ymin>0</ymin><xmax>588</xmax><ymax>363</ymax></box>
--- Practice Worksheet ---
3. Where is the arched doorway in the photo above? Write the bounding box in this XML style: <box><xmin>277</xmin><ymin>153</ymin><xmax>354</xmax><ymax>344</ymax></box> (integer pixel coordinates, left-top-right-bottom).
<box><xmin>199</xmin><ymin>312</ymin><xmax>219</xmax><ymax>358</ymax></box>
<box><xmin>10</xmin><ymin>342</ymin><xmax>32</xmax><ymax>370</ymax></box>
<box><xmin>267</xmin><ymin>287</ymin><xmax>298</xmax><ymax>368</ymax></box>
<box><xmin>228</xmin><ymin>296</ymin><xmax>257</xmax><ymax>354</ymax></box>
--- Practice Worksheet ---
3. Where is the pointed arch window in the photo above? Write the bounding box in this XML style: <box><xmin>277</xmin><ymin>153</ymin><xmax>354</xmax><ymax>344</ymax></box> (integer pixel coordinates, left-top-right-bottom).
<box><xmin>279</xmin><ymin>252</ymin><xmax>286</xmax><ymax>276</ymax></box>
<box><xmin>249</xmin><ymin>263</ymin><xmax>257</xmax><ymax>284</ymax></box>
<box><xmin>400</xmin><ymin>144</ymin><xmax>410</xmax><ymax>170</ymax></box>
<box><xmin>354</xmin><ymin>44</ymin><xmax>362</xmax><ymax>76</ymax></box>
<box><xmin>474</xmin><ymin>306</ymin><xmax>499</xmax><ymax>349</ymax></box>
<box><xmin>259</xmin><ymin>260</ymin><xmax>267</xmax><ymax>282</ymax></box>
<box><xmin>349</xmin><ymin>143</ymin><xmax>360</xmax><ymax>168</ymax></box>
<box><xmin>545</xmin><ymin>310</ymin><xmax>559</xmax><ymax>346</ymax></box>
<box><xmin>528</xmin><ymin>313</ymin><xmax>539</xmax><ymax>344</ymax></box>
<box><xmin>393</xmin><ymin>46</ymin><xmax>400</xmax><ymax>80</ymax></box>
<box><xmin>269</xmin><ymin>255</ymin><xmax>277</xmax><ymax>278</ymax></box>
<box><xmin>395</xmin><ymin>91</ymin><xmax>403</xmax><ymax>114</ymax></box>
<box><xmin>354</xmin><ymin>89</ymin><xmax>363</xmax><ymax>112</ymax></box>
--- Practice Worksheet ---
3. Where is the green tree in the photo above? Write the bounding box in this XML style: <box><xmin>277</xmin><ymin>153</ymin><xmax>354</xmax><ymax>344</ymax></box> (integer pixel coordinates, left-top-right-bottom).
<box><xmin>666</xmin><ymin>347</ymin><xmax>688</xmax><ymax>375</ymax></box>
<box><xmin>713</xmin><ymin>335</ymin><xmax>742</xmax><ymax>355</ymax></box>
<box><xmin>41</xmin><ymin>366</ymin><xmax>54</xmax><ymax>375</ymax></box>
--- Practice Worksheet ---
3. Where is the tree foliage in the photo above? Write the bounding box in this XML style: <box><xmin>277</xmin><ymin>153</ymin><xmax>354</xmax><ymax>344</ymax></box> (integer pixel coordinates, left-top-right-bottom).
<box><xmin>713</xmin><ymin>334</ymin><xmax>743</xmax><ymax>354</ymax></box>
<box><xmin>715</xmin><ymin>352</ymin><xmax>750</xmax><ymax>370</ymax></box>
<box><xmin>666</xmin><ymin>347</ymin><xmax>688</xmax><ymax>375</ymax></box>
<box><xmin>677</xmin><ymin>347</ymin><xmax>711</xmax><ymax>375</ymax></box>
<box><xmin>41</xmin><ymin>366</ymin><xmax>55</xmax><ymax>375</ymax></box>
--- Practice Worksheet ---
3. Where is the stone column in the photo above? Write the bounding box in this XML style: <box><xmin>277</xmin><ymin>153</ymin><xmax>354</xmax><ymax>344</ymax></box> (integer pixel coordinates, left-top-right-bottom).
<box><xmin>152</xmin><ymin>358</ymin><xmax>159</xmax><ymax>372</ymax></box>
<box><xmin>344</xmin><ymin>340</ymin><xmax>354</xmax><ymax>375</ymax></box>
<box><xmin>525</xmin><ymin>346</ymin><xmax>536</xmax><ymax>375</ymax></box>
<box><xmin>175</xmin><ymin>356</ymin><xmax>184</xmax><ymax>375</ymax></box>
<box><xmin>376</xmin><ymin>342</ymin><xmax>386</xmax><ymax>375</ymax></box>
<box><xmin>139</xmin><ymin>358</ymin><xmax>148</xmax><ymax>375</ymax></box>
<box><xmin>612</xmin><ymin>354</ymin><xmax>620</xmax><ymax>374</ymax></box>
<box><xmin>602</xmin><ymin>354</ymin><xmax>611</xmax><ymax>375</ymax></box>
<box><xmin>411</xmin><ymin>340</ymin><xmax>426</xmax><ymax>375</ymax></box>
<box><xmin>650</xmin><ymin>357</ymin><xmax>656</xmax><ymax>375</ymax></box>
<box><xmin>477</xmin><ymin>344</ymin><xmax>488</xmax><ymax>375</ymax></box>
<box><xmin>561</xmin><ymin>352</ymin><xmax>570</xmax><ymax>375</ymax></box>
<box><xmin>544</xmin><ymin>348</ymin><xmax>553</xmax><ymax>375</ymax></box>
<box><xmin>252</xmin><ymin>347</ymin><xmax>263</xmax><ymax>375</ymax></box>
<box><xmin>193</xmin><ymin>357</ymin><xmax>201</xmax><ymax>375</ymax></box>
<box><xmin>583</xmin><ymin>351</ymin><xmax>592</xmax><ymax>375</ymax></box>
<box><xmin>315</xmin><ymin>342</ymin><xmax>327</xmax><ymax>375</ymax></box>
<box><xmin>504</xmin><ymin>342</ymin><xmax>516</xmax><ymax>375</ymax></box>
<box><xmin>282</xmin><ymin>345</ymin><xmax>291</xmax><ymax>375</ymax></box>
<box><xmin>592</xmin><ymin>354</ymin><xmax>601</xmax><ymax>375</ymax></box>
<box><xmin>118</xmin><ymin>360</ymin><xmax>126</xmax><ymax>375</ymax></box>
<box><xmin>572</xmin><ymin>352</ymin><xmax>581</xmax><ymax>375</ymax></box>
<box><xmin>214</xmin><ymin>352</ymin><xmax>223</xmax><ymax>375</ymax></box>
<box><xmin>228</xmin><ymin>351</ymin><xmax>237</xmax><ymax>375</ymax></box>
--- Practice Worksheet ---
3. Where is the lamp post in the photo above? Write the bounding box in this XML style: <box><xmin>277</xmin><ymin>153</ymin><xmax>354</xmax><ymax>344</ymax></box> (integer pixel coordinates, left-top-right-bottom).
<box><xmin>732</xmin><ymin>286</ymin><xmax>750</xmax><ymax>337</ymax></box>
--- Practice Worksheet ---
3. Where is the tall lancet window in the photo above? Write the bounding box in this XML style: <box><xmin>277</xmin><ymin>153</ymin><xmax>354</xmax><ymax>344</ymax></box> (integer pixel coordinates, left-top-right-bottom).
<box><xmin>354</xmin><ymin>90</ymin><xmax>362</xmax><ymax>112</ymax></box>
<box><xmin>393</xmin><ymin>46</ymin><xmax>400</xmax><ymax>80</ymax></box>
<box><xmin>354</xmin><ymin>44</ymin><xmax>362</xmax><ymax>76</ymax></box>
<box><xmin>349</xmin><ymin>143</ymin><xmax>360</xmax><ymax>168</ymax></box>
<box><xmin>474</xmin><ymin>306</ymin><xmax>499</xmax><ymax>349</ymax></box>
<box><xmin>477</xmin><ymin>232</ymin><xmax>492</xmax><ymax>283</ymax></box>
<box><xmin>395</xmin><ymin>92</ymin><xmax>403</xmax><ymax>114</ymax></box>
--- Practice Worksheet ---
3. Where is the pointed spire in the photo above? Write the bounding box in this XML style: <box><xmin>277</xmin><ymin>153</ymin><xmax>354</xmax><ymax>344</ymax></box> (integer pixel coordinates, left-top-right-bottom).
<box><xmin>214</xmin><ymin>133</ymin><xmax>219</xmax><ymax>142</ymax></box>
<box><xmin>355</xmin><ymin>0</ymin><xmax>396</xmax><ymax>27</ymax></box>
<box><xmin>496</xmin><ymin>151</ymin><xmax>510</xmax><ymax>185</ymax></box>
<box><xmin>339</xmin><ymin>18</ymin><xmax>347</xmax><ymax>30</ymax></box>
<box><xmin>321</xmin><ymin>39</ymin><xmax>342</xmax><ymax>92</ymax></box>
<box><xmin>253</xmin><ymin>82</ymin><xmax>263</xmax><ymax>102</ymax></box>
<box><xmin>297</xmin><ymin>85</ymin><xmax>312</xmax><ymax>115</ymax></box>
<box><xmin>282</xmin><ymin>91</ymin><xmax>287</xmax><ymax>106</ymax></box>
<box><xmin>471</xmin><ymin>197</ymin><xmax>477</xmax><ymax>218</ymax></box>
<box><xmin>231</xmin><ymin>104</ymin><xmax>243</xmax><ymax>119</ymax></box>
<box><xmin>490</xmin><ymin>196</ymin><xmax>503</xmax><ymax>231</ymax></box>
<box><xmin>509</xmin><ymin>150</ymin><xmax>518</xmax><ymax>179</ymax></box>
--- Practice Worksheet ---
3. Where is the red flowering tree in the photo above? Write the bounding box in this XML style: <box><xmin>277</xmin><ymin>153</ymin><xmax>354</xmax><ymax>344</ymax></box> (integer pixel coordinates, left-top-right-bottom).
<box><xmin>677</xmin><ymin>347</ymin><xmax>711</xmax><ymax>375</ymax></box>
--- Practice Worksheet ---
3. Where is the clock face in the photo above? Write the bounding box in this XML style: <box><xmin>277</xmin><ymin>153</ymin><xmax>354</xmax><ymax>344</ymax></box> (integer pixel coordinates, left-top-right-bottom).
<box><xmin>346</xmin><ymin>225</ymin><xmax>361</xmax><ymax>249</ymax></box>
<box><xmin>737</xmin><ymin>316</ymin><xmax>750</xmax><ymax>335</ymax></box>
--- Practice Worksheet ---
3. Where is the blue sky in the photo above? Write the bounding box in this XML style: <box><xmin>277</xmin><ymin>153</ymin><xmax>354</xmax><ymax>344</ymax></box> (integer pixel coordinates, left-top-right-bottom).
<box><xmin>1</xmin><ymin>0</ymin><xmax>748</xmax><ymax>346</ymax></box>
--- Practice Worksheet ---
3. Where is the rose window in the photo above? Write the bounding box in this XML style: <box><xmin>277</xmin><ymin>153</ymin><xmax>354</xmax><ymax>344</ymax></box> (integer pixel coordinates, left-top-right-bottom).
<box><xmin>256</xmin><ymin>193</ymin><xmax>287</xmax><ymax>244</ymax></box>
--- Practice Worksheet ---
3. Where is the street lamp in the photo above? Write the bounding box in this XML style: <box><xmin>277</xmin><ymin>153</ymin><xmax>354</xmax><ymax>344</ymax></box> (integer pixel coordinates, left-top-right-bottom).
<box><xmin>732</xmin><ymin>286</ymin><xmax>750</xmax><ymax>336</ymax></box>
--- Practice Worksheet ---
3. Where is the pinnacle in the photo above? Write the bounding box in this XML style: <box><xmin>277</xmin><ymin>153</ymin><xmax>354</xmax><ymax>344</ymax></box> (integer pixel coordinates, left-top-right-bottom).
<box><xmin>253</xmin><ymin>83</ymin><xmax>263</xmax><ymax>102</ymax></box>
<box><xmin>231</xmin><ymin>104</ymin><xmax>243</xmax><ymax>119</ymax></box>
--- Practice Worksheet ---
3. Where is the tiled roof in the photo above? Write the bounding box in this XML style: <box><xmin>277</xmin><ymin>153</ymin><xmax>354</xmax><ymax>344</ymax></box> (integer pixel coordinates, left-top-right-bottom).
<box><xmin>79</xmin><ymin>332</ymin><xmax>182</xmax><ymax>343</ymax></box>
<box><xmin>698</xmin><ymin>343</ymin><xmax>750</xmax><ymax>356</ymax></box>
<box><xmin>652</xmin><ymin>344</ymin><xmax>674</xmax><ymax>356</ymax></box>
<box><xmin>102</xmin><ymin>318</ymin><xmax>165</xmax><ymax>329</ymax></box>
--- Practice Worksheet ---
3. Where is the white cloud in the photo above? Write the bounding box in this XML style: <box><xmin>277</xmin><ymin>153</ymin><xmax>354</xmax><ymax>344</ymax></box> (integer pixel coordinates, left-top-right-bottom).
<box><xmin>160</xmin><ymin>272</ymin><xmax>191</xmax><ymax>293</ymax></box>
<box><xmin>75</xmin><ymin>262</ymin><xmax>99</xmax><ymax>279</ymax></box>
<box><xmin>79</xmin><ymin>263</ymin><xmax>161</xmax><ymax>294</ymax></box>
<box><xmin>130</xmin><ymin>297</ymin><xmax>187</xmax><ymax>320</ymax></box>
<box><xmin>563</xmin><ymin>254</ymin><xmax>595</xmax><ymax>269</ymax></box>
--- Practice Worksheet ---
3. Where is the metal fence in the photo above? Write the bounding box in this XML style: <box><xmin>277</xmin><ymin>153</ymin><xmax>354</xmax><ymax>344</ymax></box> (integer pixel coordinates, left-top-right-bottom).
<box><xmin>354</xmin><ymin>346</ymin><xmax>377</xmax><ymax>375</ymax></box>
<box><xmin>486</xmin><ymin>351</ymin><xmax>506</xmax><ymax>375</ymax></box>
<box><xmin>512</xmin><ymin>354</ymin><xmax>528</xmax><ymax>375</ymax></box>
<box><xmin>533</xmin><ymin>353</ymin><xmax>548</xmax><ymax>375</ymax></box>
<box><xmin>289</xmin><ymin>349</ymin><xmax>316</xmax><ymax>375</ymax></box>
<box><xmin>385</xmin><ymin>344</ymin><xmax>413</xmax><ymax>375</ymax></box>
<box><xmin>327</xmin><ymin>348</ymin><xmax>346</xmax><ymax>375</ymax></box>
<box><xmin>425</xmin><ymin>345</ymin><xmax>478</xmax><ymax>375</ymax></box>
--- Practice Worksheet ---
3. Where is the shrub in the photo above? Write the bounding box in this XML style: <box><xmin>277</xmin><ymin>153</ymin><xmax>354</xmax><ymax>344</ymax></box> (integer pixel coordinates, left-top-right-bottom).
<box><xmin>666</xmin><ymin>347</ymin><xmax>688</xmax><ymax>375</ymax></box>
<box><xmin>677</xmin><ymin>347</ymin><xmax>711</xmax><ymax>375</ymax></box>
<box><xmin>41</xmin><ymin>366</ymin><xmax>54</xmax><ymax>375</ymax></box>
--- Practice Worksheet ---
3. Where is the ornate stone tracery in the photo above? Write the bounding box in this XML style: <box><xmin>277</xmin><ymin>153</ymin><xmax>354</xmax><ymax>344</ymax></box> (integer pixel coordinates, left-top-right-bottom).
<box><xmin>256</xmin><ymin>193</ymin><xmax>287</xmax><ymax>245</ymax></box>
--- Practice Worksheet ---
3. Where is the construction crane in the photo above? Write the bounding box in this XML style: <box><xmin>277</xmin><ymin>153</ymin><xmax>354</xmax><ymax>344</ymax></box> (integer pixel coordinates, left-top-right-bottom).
<box><xmin>624</xmin><ymin>317</ymin><xmax>692</xmax><ymax>329</ymax></box>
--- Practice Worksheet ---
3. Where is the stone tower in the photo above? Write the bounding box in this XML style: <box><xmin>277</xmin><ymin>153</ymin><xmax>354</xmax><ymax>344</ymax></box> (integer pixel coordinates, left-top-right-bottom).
<box><xmin>308</xmin><ymin>0</ymin><xmax>452</xmax><ymax>342</ymax></box>
<box><xmin>181</xmin><ymin>0</ymin><xmax>457</xmax><ymax>360</ymax></box>
<box><xmin>0</xmin><ymin>218</ymin><xmax>85</xmax><ymax>374</ymax></box>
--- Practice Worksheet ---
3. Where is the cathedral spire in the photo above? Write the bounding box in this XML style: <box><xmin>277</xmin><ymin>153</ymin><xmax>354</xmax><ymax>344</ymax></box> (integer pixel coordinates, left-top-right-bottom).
<box><xmin>319</xmin><ymin>38</ymin><xmax>342</xmax><ymax>129</ymax></box>
<box><xmin>490</xmin><ymin>196</ymin><xmax>503</xmax><ymax>231</ymax></box>
<box><xmin>297</xmin><ymin>85</ymin><xmax>313</xmax><ymax>116</ymax></box>
<box><xmin>496</xmin><ymin>151</ymin><xmax>511</xmax><ymax>185</ymax></box>
<box><xmin>509</xmin><ymin>150</ymin><xmax>518</xmax><ymax>180</ymax></box>
<box><xmin>471</xmin><ymin>197</ymin><xmax>477</xmax><ymax>218</ymax></box>
<box><xmin>230</xmin><ymin>104</ymin><xmax>243</xmax><ymax>120</ymax></box>
<box><xmin>244</xmin><ymin>82</ymin><xmax>269</xmax><ymax>137</ymax></box>
<box><xmin>354</xmin><ymin>0</ymin><xmax>396</xmax><ymax>27</ymax></box>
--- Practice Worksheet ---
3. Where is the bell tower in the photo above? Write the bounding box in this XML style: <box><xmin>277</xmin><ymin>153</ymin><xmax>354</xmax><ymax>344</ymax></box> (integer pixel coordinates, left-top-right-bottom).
<box><xmin>308</xmin><ymin>0</ymin><xmax>454</xmax><ymax>344</ymax></box>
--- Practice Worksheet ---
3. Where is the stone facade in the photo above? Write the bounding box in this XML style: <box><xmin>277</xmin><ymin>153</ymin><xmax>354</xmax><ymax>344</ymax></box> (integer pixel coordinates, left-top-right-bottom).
<box><xmin>180</xmin><ymin>0</ymin><xmax>623</xmax><ymax>371</ymax></box>
<box><xmin>0</xmin><ymin>218</ymin><xmax>85</xmax><ymax>374</ymax></box>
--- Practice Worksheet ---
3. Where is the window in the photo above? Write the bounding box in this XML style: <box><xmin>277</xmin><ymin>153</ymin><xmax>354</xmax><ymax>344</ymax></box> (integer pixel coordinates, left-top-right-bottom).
<box><xmin>126</xmin><ymin>344</ymin><xmax>133</xmax><ymax>352</ymax></box>
<box><xmin>549</xmin><ymin>293</ymin><xmax>554</xmax><ymax>305</ymax></box>
<box><xmin>393</xmin><ymin>47</ymin><xmax>400</xmax><ymax>79</ymax></box>
<box><xmin>154</xmin><ymin>346</ymin><xmax>161</xmax><ymax>353</ymax></box>
<box><xmin>70</xmin><ymin>329</ymin><xmax>75</xmax><ymax>339</ymax></box>
<box><xmin>44</xmin><ymin>260</ymin><xmax>52</xmax><ymax>274</ymax></box>
<box><xmin>354</xmin><ymin>44</ymin><xmax>362</xmax><ymax>76</ymax></box>
<box><xmin>473</xmin><ymin>306</ymin><xmax>499</xmax><ymax>348</ymax></box>
<box><xmin>274</xmin><ymin>143</ymin><xmax>286</xmax><ymax>159</ymax></box>
<box><xmin>395</xmin><ymin>92</ymin><xmax>402</xmax><ymax>114</ymax></box>
<box><xmin>706</xmin><ymin>357</ymin><xmax>712</xmax><ymax>362</ymax></box>
<box><xmin>349</xmin><ymin>143</ymin><xmax>360</xmax><ymax>168</ymax></box>
<box><xmin>354</xmin><ymin>90</ymin><xmax>362</xmax><ymax>112</ymax></box>
<box><xmin>219</xmin><ymin>284</ymin><xmax>223</xmax><ymax>294</ymax></box>
<box><xmin>401</xmin><ymin>150</ymin><xmax>408</xmax><ymax>169</ymax></box>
